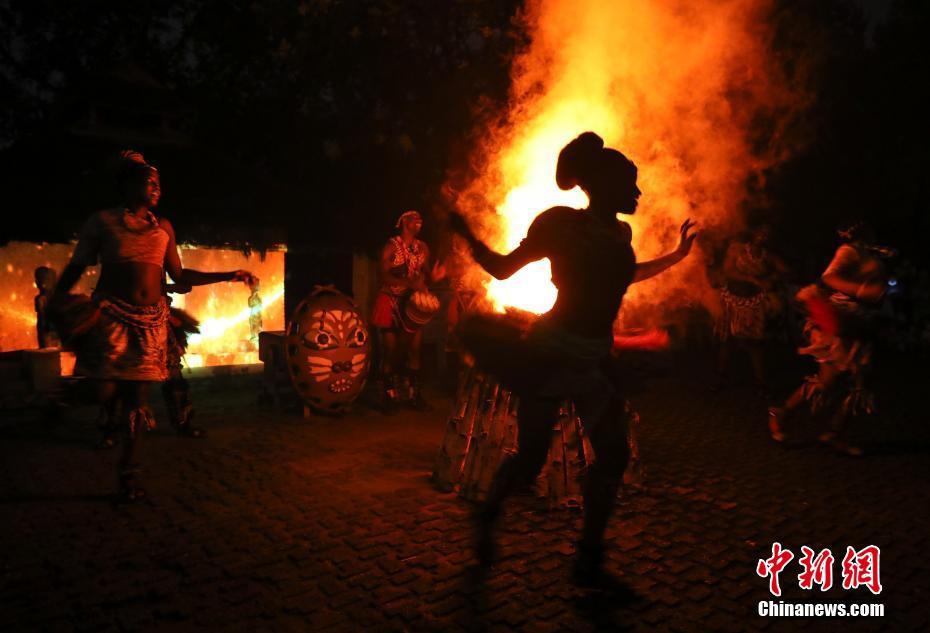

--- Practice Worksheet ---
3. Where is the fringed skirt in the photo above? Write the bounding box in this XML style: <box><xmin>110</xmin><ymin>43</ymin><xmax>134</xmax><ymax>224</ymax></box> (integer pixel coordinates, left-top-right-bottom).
<box><xmin>796</xmin><ymin>285</ymin><xmax>877</xmax><ymax>416</ymax></box>
<box><xmin>461</xmin><ymin>312</ymin><xmax>617</xmax><ymax>413</ymax></box>
<box><xmin>166</xmin><ymin>307</ymin><xmax>200</xmax><ymax>372</ymax></box>
<box><xmin>68</xmin><ymin>295</ymin><xmax>171</xmax><ymax>382</ymax></box>
<box><xmin>717</xmin><ymin>285</ymin><xmax>766</xmax><ymax>341</ymax></box>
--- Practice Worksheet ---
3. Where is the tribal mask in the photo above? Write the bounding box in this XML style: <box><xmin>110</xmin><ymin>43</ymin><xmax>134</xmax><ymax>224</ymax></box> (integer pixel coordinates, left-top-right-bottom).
<box><xmin>286</xmin><ymin>287</ymin><xmax>371</xmax><ymax>413</ymax></box>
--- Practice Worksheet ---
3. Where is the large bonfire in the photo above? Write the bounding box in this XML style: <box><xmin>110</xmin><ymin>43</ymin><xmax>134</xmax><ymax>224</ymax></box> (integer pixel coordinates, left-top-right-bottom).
<box><xmin>449</xmin><ymin>0</ymin><xmax>795</xmax><ymax>323</ymax></box>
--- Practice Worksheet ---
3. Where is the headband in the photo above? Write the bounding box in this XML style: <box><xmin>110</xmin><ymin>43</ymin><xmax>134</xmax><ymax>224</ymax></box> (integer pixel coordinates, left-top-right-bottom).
<box><xmin>396</xmin><ymin>210</ymin><xmax>422</xmax><ymax>229</ymax></box>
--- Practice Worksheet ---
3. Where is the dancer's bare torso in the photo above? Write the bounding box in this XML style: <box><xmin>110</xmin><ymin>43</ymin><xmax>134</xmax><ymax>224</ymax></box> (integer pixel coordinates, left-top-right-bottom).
<box><xmin>97</xmin><ymin>263</ymin><xmax>166</xmax><ymax>306</ymax></box>
<box><xmin>75</xmin><ymin>208</ymin><xmax>172</xmax><ymax>306</ymax></box>
<box><xmin>528</xmin><ymin>207</ymin><xmax>636</xmax><ymax>339</ymax></box>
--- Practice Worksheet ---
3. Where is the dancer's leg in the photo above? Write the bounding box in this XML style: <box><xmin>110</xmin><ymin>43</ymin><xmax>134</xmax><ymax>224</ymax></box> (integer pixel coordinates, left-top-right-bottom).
<box><xmin>96</xmin><ymin>381</ymin><xmax>120</xmax><ymax>448</ymax></box>
<box><xmin>475</xmin><ymin>395</ymin><xmax>559</xmax><ymax>565</ymax></box>
<box><xmin>822</xmin><ymin>368</ymin><xmax>865</xmax><ymax>456</ymax></box>
<box><xmin>405</xmin><ymin>329</ymin><xmax>430</xmax><ymax>410</ymax></box>
<box><xmin>118</xmin><ymin>381</ymin><xmax>153</xmax><ymax>501</ymax></box>
<box><xmin>381</xmin><ymin>330</ymin><xmax>398</xmax><ymax>375</ymax></box>
<box><xmin>163</xmin><ymin>367</ymin><xmax>203</xmax><ymax>437</ymax></box>
<box><xmin>769</xmin><ymin>363</ymin><xmax>841</xmax><ymax>441</ymax></box>
<box><xmin>782</xmin><ymin>384</ymin><xmax>807</xmax><ymax>412</ymax></box>
<box><xmin>380</xmin><ymin>330</ymin><xmax>400</xmax><ymax>412</ymax></box>
<box><xmin>574</xmin><ymin>395</ymin><xmax>631</xmax><ymax>583</ymax></box>
<box><xmin>405</xmin><ymin>329</ymin><xmax>422</xmax><ymax>372</ymax></box>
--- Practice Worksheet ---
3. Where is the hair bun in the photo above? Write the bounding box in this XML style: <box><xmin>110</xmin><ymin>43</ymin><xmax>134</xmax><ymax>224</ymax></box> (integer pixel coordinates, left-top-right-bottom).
<box><xmin>556</xmin><ymin>132</ymin><xmax>604</xmax><ymax>190</ymax></box>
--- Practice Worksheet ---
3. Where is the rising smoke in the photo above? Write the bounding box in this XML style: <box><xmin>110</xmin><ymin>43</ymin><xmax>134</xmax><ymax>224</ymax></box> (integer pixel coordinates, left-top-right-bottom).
<box><xmin>448</xmin><ymin>0</ymin><xmax>802</xmax><ymax>327</ymax></box>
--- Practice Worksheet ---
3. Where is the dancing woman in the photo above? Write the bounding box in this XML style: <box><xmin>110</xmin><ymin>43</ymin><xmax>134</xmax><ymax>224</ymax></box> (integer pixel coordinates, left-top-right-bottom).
<box><xmin>53</xmin><ymin>151</ymin><xmax>254</xmax><ymax>501</ymax></box>
<box><xmin>768</xmin><ymin>222</ymin><xmax>891</xmax><ymax>456</ymax></box>
<box><xmin>450</xmin><ymin>132</ymin><xmax>696</xmax><ymax>586</ymax></box>
<box><xmin>713</xmin><ymin>226</ymin><xmax>787</xmax><ymax>394</ymax></box>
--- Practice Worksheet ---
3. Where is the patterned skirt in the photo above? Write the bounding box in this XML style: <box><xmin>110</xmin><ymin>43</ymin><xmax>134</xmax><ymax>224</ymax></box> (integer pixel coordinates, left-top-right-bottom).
<box><xmin>717</xmin><ymin>285</ymin><xmax>766</xmax><ymax>341</ymax></box>
<box><xmin>73</xmin><ymin>295</ymin><xmax>170</xmax><ymax>382</ymax></box>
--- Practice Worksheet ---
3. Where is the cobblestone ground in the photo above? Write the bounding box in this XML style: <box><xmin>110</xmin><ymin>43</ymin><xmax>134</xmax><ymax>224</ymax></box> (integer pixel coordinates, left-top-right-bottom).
<box><xmin>1</xmin><ymin>351</ymin><xmax>928</xmax><ymax>632</ymax></box>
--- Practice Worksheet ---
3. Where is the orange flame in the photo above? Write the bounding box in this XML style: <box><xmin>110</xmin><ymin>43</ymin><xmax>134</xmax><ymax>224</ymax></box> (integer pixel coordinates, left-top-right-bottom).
<box><xmin>455</xmin><ymin>0</ymin><xmax>793</xmax><ymax>322</ymax></box>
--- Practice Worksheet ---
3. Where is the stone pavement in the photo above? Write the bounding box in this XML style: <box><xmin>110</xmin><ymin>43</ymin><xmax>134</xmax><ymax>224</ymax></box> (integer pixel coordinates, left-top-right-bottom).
<box><xmin>1</xmin><ymin>351</ymin><xmax>928</xmax><ymax>632</ymax></box>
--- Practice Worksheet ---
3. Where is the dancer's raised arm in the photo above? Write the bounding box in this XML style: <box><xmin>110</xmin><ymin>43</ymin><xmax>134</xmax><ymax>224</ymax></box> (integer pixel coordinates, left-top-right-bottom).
<box><xmin>449</xmin><ymin>212</ymin><xmax>543</xmax><ymax>280</ymax></box>
<box><xmin>633</xmin><ymin>219</ymin><xmax>697</xmax><ymax>283</ymax></box>
<box><xmin>161</xmin><ymin>218</ymin><xmax>255</xmax><ymax>287</ymax></box>
<box><xmin>820</xmin><ymin>244</ymin><xmax>885</xmax><ymax>303</ymax></box>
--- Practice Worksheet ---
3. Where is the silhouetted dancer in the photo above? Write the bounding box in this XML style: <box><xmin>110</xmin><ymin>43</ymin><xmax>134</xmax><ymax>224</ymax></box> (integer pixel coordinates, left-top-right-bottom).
<box><xmin>450</xmin><ymin>132</ymin><xmax>697</xmax><ymax>587</ymax></box>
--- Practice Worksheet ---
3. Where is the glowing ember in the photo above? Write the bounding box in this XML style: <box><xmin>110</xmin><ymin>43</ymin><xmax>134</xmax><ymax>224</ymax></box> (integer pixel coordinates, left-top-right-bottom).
<box><xmin>455</xmin><ymin>0</ymin><xmax>794</xmax><ymax>319</ymax></box>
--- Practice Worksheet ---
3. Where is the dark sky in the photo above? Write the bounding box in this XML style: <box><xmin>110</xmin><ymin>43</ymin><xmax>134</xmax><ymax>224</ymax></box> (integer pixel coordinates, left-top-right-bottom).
<box><xmin>0</xmin><ymin>0</ymin><xmax>926</xmax><ymax>261</ymax></box>
<box><xmin>851</xmin><ymin>0</ymin><xmax>892</xmax><ymax>39</ymax></box>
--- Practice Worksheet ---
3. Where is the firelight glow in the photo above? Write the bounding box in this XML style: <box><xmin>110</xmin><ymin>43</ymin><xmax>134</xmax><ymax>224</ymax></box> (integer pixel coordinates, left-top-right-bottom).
<box><xmin>457</xmin><ymin>0</ymin><xmax>793</xmax><ymax>318</ymax></box>
<box><xmin>183</xmin><ymin>285</ymin><xmax>284</xmax><ymax>367</ymax></box>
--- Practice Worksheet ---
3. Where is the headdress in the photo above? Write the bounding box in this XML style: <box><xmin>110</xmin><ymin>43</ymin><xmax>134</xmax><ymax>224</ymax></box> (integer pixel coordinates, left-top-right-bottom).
<box><xmin>395</xmin><ymin>210</ymin><xmax>422</xmax><ymax>229</ymax></box>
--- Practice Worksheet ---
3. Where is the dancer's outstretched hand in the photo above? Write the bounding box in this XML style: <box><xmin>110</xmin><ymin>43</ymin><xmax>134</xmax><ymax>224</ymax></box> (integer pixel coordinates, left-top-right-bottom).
<box><xmin>676</xmin><ymin>219</ymin><xmax>698</xmax><ymax>257</ymax></box>
<box><xmin>233</xmin><ymin>270</ymin><xmax>258</xmax><ymax>286</ymax></box>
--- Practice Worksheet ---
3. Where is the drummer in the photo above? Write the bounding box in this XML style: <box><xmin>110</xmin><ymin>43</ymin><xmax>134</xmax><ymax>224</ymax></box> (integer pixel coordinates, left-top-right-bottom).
<box><xmin>372</xmin><ymin>210</ymin><xmax>446</xmax><ymax>412</ymax></box>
